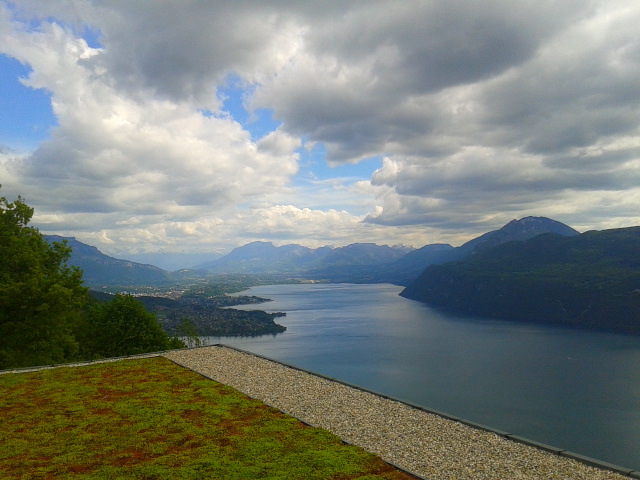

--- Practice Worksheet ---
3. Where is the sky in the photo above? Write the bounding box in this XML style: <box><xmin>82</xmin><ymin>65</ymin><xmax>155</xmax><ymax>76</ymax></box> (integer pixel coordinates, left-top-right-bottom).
<box><xmin>1</xmin><ymin>0</ymin><xmax>639</xmax><ymax>266</ymax></box>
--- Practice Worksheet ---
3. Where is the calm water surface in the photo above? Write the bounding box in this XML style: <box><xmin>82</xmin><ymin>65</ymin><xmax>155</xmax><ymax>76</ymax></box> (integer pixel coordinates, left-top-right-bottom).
<box><xmin>207</xmin><ymin>283</ymin><xmax>640</xmax><ymax>470</ymax></box>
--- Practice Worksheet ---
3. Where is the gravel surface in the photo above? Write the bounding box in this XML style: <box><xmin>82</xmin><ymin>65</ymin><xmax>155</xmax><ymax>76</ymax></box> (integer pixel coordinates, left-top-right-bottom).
<box><xmin>164</xmin><ymin>345</ymin><xmax>636</xmax><ymax>480</ymax></box>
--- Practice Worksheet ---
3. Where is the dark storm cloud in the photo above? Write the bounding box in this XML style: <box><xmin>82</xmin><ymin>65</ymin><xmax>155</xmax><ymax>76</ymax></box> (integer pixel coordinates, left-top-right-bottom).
<box><xmin>253</xmin><ymin>0</ymin><xmax>595</xmax><ymax>163</ymax></box>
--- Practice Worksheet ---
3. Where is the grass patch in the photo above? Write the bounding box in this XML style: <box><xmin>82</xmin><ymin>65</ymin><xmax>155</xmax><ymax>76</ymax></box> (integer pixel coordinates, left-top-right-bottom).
<box><xmin>0</xmin><ymin>357</ymin><xmax>416</xmax><ymax>479</ymax></box>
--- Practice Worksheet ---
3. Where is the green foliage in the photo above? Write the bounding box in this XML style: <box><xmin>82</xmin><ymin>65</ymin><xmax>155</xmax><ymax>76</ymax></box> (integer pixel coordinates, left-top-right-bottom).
<box><xmin>0</xmin><ymin>188</ymin><xmax>186</xmax><ymax>368</ymax></box>
<box><xmin>0</xmin><ymin>189</ymin><xmax>87</xmax><ymax>368</ymax></box>
<box><xmin>0</xmin><ymin>357</ymin><xmax>412</xmax><ymax>479</ymax></box>
<box><xmin>402</xmin><ymin>228</ymin><xmax>640</xmax><ymax>333</ymax></box>
<box><xmin>81</xmin><ymin>294</ymin><xmax>185</xmax><ymax>358</ymax></box>
<box><xmin>174</xmin><ymin>317</ymin><xmax>204</xmax><ymax>348</ymax></box>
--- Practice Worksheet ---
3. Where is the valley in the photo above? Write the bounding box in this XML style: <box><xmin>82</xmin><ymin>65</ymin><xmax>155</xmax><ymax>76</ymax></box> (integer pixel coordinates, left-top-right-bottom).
<box><xmin>50</xmin><ymin>216</ymin><xmax>640</xmax><ymax>337</ymax></box>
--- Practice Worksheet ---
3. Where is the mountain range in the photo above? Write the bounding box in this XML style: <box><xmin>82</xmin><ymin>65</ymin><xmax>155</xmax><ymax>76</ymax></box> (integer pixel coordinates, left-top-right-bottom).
<box><xmin>47</xmin><ymin>216</ymin><xmax>580</xmax><ymax>287</ymax></box>
<box><xmin>192</xmin><ymin>242</ymin><xmax>414</xmax><ymax>275</ymax></box>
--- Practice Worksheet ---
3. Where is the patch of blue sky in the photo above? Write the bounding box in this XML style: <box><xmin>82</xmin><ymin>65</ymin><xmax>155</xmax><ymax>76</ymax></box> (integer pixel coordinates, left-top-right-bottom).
<box><xmin>292</xmin><ymin>143</ymin><xmax>381</xmax><ymax>214</ymax></box>
<box><xmin>296</xmin><ymin>141</ymin><xmax>382</xmax><ymax>183</ymax></box>
<box><xmin>0</xmin><ymin>54</ymin><xmax>57</xmax><ymax>151</ymax></box>
<box><xmin>214</xmin><ymin>74</ymin><xmax>381</xmax><ymax>191</ymax></box>
<box><xmin>80</xmin><ymin>26</ymin><xmax>103</xmax><ymax>48</ymax></box>
<box><xmin>219</xmin><ymin>76</ymin><xmax>382</xmax><ymax>179</ymax></box>
<box><xmin>216</xmin><ymin>75</ymin><xmax>281</xmax><ymax>141</ymax></box>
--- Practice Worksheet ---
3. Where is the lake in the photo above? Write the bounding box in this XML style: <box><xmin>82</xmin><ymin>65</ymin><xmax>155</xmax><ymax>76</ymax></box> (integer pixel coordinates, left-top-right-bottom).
<box><xmin>205</xmin><ymin>283</ymin><xmax>640</xmax><ymax>471</ymax></box>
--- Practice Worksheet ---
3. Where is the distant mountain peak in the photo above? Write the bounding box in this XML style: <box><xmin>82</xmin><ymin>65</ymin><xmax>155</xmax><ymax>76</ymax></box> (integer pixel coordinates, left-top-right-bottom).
<box><xmin>500</xmin><ymin>216</ymin><xmax>579</xmax><ymax>237</ymax></box>
<box><xmin>445</xmin><ymin>216</ymin><xmax>579</xmax><ymax>262</ymax></box>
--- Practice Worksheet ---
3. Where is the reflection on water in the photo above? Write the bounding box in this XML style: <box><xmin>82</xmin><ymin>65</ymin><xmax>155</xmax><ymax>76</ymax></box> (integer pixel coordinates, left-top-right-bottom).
<box><xmin>207</xmin><ymin>283</ymin><xmax>640</xmax><ymax>470</ymax></box>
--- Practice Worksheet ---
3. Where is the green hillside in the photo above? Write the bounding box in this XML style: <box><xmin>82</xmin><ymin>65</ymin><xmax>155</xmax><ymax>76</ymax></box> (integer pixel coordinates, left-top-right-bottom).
<box><xmin>401</xmin><ymin>227</ymin><xmax>640</xmax><ymax>334</ymax></box>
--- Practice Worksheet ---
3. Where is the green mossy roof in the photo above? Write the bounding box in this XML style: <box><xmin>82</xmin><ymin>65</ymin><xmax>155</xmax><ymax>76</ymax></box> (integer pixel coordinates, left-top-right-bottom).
<box><xmin>0</xmin><ymin>356</ymin><xmax>414</xmax><ymax>479</ymax></box>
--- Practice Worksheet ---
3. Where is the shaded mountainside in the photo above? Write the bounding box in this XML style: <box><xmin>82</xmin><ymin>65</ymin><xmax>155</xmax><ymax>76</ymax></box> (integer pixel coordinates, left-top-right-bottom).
<box><xmin>306</xmin><ymin>243</ymin><xmax>455</xmax><ymax>285</ymax></box>
<box><xmin>401</xmin><ymin>227</ymin><xmax>640</xmax><ymax>334</ymax></box>
<box><xmin>45</xmin><ymin>235</ymin><xmax>172</xmax><ymax>286</ymax></box>
<box><xmin>193</xmin><ymin>241</ymin><xmax>332</xmax><ymax>274</ymax></box>
<box><xmin>319</xmin><ymin>243</ymin><xmax>412</xmax><ymax>265</ymax></box>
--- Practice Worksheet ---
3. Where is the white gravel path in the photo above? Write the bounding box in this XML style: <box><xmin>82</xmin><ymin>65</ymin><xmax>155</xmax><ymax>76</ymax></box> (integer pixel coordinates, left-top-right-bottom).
<box><xmin>164</xmin><ymin>345</ymin><xmax>637</xmax><ymax>480</ymax></box>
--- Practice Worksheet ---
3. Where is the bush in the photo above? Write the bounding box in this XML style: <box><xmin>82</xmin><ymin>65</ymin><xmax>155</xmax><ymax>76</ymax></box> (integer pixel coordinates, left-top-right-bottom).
<box><xmin>81</xmin><ymin>294</ymin><xmax>184</xmax><ymax>358</ymax></box>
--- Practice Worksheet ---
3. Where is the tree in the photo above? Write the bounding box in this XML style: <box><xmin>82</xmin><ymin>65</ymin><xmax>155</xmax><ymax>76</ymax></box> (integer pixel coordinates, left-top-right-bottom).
<box><xmin>174</xmin><ymin>317</ymin><xmax>204</xmax><ymax>348</ymax></box>
<box><xmin>81</xmin><ymin>294</ymin><xmax>184</xmax><ymax>358</ymax></box>
<box><xmin>0</xmin><ymin>189</ymin><xmax>87</xmax><ymax>368</ymax></box>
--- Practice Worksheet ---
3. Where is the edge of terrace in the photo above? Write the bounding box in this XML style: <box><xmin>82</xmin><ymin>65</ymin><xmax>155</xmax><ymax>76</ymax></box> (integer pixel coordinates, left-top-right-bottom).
<box><xmin>2</xmin><ymin>344</ymin><xmax>638</xmax><ymax>480</ymax></box>
<box><xmin>224</xmin><ymin>345</ymin><xmax>640</xmax><ymax>478</ymax></box>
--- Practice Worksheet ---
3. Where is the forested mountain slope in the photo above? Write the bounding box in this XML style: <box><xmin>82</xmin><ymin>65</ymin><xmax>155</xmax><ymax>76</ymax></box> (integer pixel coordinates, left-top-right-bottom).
<box><xmin>401</xmin><ymin>227</ymin><xmax>640</xmax><ymax>334</ymax></box>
